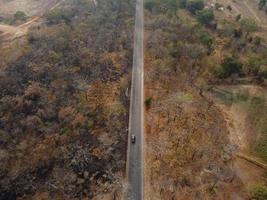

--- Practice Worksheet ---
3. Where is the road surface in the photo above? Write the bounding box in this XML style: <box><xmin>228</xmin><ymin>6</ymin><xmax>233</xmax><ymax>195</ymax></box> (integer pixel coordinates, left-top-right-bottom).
<box><xmin>125</xmin><ymin>0</ymin><xmax>144</xmax><ymax>199</ymax></box>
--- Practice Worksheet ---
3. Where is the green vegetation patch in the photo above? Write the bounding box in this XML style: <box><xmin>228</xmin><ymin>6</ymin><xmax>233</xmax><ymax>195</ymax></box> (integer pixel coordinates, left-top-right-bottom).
<box><xmin>145</xmin><ymin>97</ymin><xmax>153</xmax><ymax>109</ymax></box>
<box><xmin>248</xmin><ymin>96</ymin><xmax>267</xmax><ymax>161</ymax></box>
<box><xmin>199</xmin><ymin>32</ymin><xmax>214</xmax><ymax>53</ymax></box>
<box><xmin>215</xmin><ymin>57</ymin><xmax>242</xmax><ymax>79</ymax></box>
<box><xmin>196</xmin><ymin>9</ymin><xmax>214</xmax><ymax>25</ymax></box>
<box><xmin>240</xmin><ymin>18</ymin><xmax>259</xmax><ymax>36</ymax></box>
<box><xmin>45</xmin><ymin>9</ymin><xmax>75</xmax><ymax>24</ymax></box>
<box><xmin>250</xmin><ymin>185</ymin><xmax>267</xmax><ymax>200</ymax></box>
<box><xmin>0</xmin><ymin>11</ymin><xmax>28</xmax><ymax>25</ymax></box>
<box><xmin>14</xmin><ymin>11</ymin><xmax>27</xmax><ymax>21</ymax></box>
<box><xmin>258</xmin><ymin>0</ymin><xmax>267</xmax><ymax>11</ymax></box>
<box><xmin>186</xmin><ymin>0</ymin><xmax>204</xmax><ymax>14</ymax></box>
<box><xmin>174</xmin><ymin>92</ymin><xmax>194</xmax><ymax>103</ymax></box>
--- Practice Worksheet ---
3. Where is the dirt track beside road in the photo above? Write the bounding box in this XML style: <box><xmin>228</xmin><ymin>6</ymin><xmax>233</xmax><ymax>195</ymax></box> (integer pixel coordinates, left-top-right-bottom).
<box><xmin>0</xmin><ymin>0</ymin><xmax>62</xmax><ymax>43</ymax></box>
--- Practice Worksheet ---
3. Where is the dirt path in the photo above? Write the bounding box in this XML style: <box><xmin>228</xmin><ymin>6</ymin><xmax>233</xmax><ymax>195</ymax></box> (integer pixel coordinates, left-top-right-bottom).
<box><xmin>0</xmin><ymin>16</ymin><xmax>39</xmax><ymax>40</ymax></box>
<box><xmin>218</xmin><ymin>0</ymin><xmax>267</xmax><ymax>27</ymax></box>
<box><xmin>237</xmin><ymin>153</ymin><xmax>267</xmax><ymax>170</ymax></box>
<box><xmin>0</xmin><ymin>24</ymin><xmax>17</xmax><ymax>35</ymax></box>
<box><xmin>234</xmin><ymin>157</ymin><xmax>266</xmax><ymax>189</ymax></box>
<box><xmin>0</xmin><ymin>0</ymin><xmax>63</xmax><ymax>42</ymax></box>
<box><xmin>217</xmin><ymin>103</ymin><xmax>248</xmax><ymax>148</ymax></box>
<box><xmin>0</xmin><ymin>0</ymin><xmax>60</xmax><ymax>15</ymax></box>
<box><xmin>243</xmin><ymin>1</ymin><xmax>261</xmax><ymax>23</ymax></box>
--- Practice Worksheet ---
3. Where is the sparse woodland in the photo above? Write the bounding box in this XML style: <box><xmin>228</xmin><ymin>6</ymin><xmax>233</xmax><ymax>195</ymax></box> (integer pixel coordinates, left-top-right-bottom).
<box><xmin>0</xmin><ymin>0</ymin><xmax>135</xmax><ymax>199</ymax></box>
<box><xmin>144</xmin><ymin>0</ymin><xmax>267</xmax><ymax>199</ymax></box>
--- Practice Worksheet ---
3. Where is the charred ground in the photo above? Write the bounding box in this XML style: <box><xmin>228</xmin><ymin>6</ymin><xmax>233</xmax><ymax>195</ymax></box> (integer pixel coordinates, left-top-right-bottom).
<box><xmin>0</xmin><ymin>0</ymin><xmax>135</xmax><ymax>199</ymax></box>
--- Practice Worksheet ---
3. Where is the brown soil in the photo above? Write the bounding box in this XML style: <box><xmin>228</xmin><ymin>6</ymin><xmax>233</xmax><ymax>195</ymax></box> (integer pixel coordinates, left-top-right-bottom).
<box><xmin>207</xmin><ymin>0</ymin><xmax>267</xmax><ymax>25</ymax></box>
<box><xmin>0</xmin><ymin>0</ymin><xmax>62</xmax><ymax>43</ymax></box>
<box><xmin>209</xmin><ymin>85</ymin><xmax>267</xmax><ymax>190</ymax></box>
<box><xmin>208</xmin><ymin>0</ymin><xmax>267</xmax><ymax>39</ymax></box>
<box><xmin>234</xmin><ymin>157</ymin><xmax>266</xmax><ymax>188</ymax></box>
<box><xmin>144</xmin><ymin>55</ymin><xmax>248</xmax><ymax>199</ymax></box>
<box><xmin>0</xmin><ymin>0</ymin><xmax>60</xmax><ymax>16</ymax></box>
<box><xmin>0</xmin><ymin>17</ymin><xmax>39</xmax><ymax>41</ymax></box>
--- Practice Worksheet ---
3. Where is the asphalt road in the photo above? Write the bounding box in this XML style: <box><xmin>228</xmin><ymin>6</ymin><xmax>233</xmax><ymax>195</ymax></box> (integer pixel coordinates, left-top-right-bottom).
<box><xmin>125</xmin><ymin>0</ymin><xmax>144</xmax><ymax>199</ymax></box>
